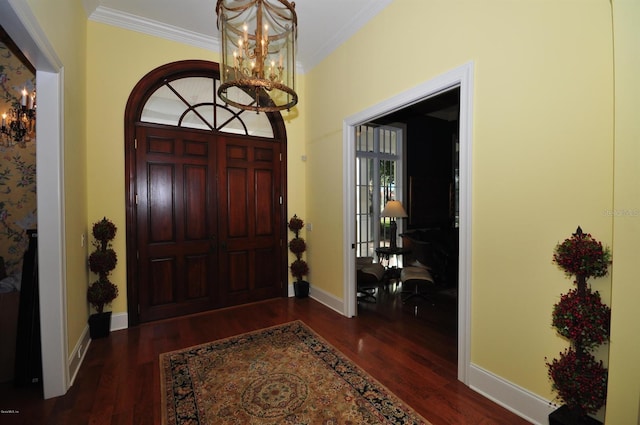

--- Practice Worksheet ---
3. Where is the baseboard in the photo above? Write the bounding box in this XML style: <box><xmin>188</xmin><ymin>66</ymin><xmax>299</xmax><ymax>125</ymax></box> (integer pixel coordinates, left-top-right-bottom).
<box><xmin>110</xmin><ymin>312</ymin><xmax>128</xmax><ymax>331</ymax></box>
<box><xmin>307</xmin><ymin>285</ymin><xmax>345</xmax><ymax>315</ymax></box>
<box><xmin>67</xmin><ymin>312</ymin><xmax>127</xmax><ymax>388</ymax></box>
<box><xmin>288</xmin><ymin>283</ymin><xmax>346</xmax><ymax>315</ymax></box>
<box><xmin>468</xmin><ymin>363</ymin><xmax>555</xmax><ymax>425</ymax></box>
<box><xmin>67</xmin><ymin>326</ymin><xmax>91</xmax><ymax>387</ymax></box>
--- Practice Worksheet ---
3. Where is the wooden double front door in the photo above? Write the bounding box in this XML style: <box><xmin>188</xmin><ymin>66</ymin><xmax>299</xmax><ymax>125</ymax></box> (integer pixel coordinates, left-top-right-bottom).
<box><xmin>134</xmin><ymin>125</ymin><xmax>285</xmax><ymax>323</ymax></box>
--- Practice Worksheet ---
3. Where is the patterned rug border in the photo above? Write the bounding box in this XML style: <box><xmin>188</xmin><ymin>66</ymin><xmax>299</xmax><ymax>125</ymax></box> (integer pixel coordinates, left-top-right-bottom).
<box><xmin>159</xmin><ymin>320</ymin><xmax>432</xmax><ymax>424</ymax></box>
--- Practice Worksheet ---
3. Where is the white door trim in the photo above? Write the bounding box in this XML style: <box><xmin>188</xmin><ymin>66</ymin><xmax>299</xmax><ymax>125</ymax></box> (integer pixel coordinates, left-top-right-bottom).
<box><xmin>343</xmin><ymin>62</ymin><xmax>474</xmax><ymax>383</ymax></box>
<box><xmin>1</xmin><ymin>0</ymin><xmax>68</xmax><ymax>398</ymax></box>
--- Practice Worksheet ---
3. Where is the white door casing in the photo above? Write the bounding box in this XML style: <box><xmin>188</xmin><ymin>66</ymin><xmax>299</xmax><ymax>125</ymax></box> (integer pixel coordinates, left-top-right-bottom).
<box><xmin>343</xmin><ymin>62</ymin><xmax>474</xmax><ymax>383</ymax></box>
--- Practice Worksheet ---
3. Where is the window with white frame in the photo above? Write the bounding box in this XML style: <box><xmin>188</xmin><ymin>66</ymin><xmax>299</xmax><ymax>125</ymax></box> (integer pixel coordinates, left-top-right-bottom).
<box><xmin>355</xmin><ymin>124</ymin><xmax>405</xmax><ymax>263</ymax></box>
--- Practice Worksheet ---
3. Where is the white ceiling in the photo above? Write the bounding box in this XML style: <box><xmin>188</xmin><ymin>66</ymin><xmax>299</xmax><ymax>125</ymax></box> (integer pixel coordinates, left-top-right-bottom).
<box><xmin>82</xmin><ymin>0</ymin><xmax>394</xmax><ymax>73</ymax></box>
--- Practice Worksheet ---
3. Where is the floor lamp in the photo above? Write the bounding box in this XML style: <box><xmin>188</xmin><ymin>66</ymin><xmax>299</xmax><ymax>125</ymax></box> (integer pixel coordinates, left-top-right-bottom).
<box><xmin>381</xmin><ymin>200</ymin><xmax>408</xmax><ymax>249</ymax></box>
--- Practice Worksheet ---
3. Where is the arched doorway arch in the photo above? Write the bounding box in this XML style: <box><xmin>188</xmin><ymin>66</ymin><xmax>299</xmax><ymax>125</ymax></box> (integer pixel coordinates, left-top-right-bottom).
<box><xmin>124</xmin><ymin>60</ymin><xmax>288</xmax><ymax>325</ymax></box>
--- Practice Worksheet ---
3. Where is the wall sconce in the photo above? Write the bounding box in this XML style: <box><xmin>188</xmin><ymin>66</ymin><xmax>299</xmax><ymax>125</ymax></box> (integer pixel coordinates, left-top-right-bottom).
<box><xmin>1</xmin><ymin>88</ymin><xmax>36</xmax><ymax>147</ymax></box>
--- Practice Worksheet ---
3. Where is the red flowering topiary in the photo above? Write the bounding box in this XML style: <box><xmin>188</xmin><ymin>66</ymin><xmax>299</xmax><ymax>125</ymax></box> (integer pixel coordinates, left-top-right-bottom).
<box><xmin>553</xmin><ymin>229</ymin><xmax>611</xmax><ymax>279</ymax></box>
<box><xmin>547</xmin><ymin>227</ymin><xmax>611</xmax><ymax>418</ymax></box>
<box><xmin>552</xmin><ymin>288</ymin><xmax>610</xmax><ymax>350</ymax></box>
<box><xmin>546</xmin><ymin>348</ymin><xmax>608</xmax><ymax>415</ymax></box>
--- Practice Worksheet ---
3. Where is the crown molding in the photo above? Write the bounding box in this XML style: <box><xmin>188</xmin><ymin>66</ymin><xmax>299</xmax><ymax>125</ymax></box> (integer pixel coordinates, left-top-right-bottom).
<box><xmin>88</xmin><ymin>6</ymin><xmax>219</xmax><ymax>52</ymax></box>
<box><xmin>85</xmin><ymin>1</ymin><xmax>395</xmax><ymax>74</ymax></box>
<box><xmin>300</xmin><ymin>0</ymin><xmax>394</xmax><ymax>73</ymax></box>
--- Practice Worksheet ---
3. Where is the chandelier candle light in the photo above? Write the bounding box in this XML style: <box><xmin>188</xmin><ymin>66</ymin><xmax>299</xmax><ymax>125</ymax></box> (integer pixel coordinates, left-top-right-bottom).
<box><xmin>1</xmin><ymin>87</ymin><xmax>36</xmax><ymax>147</ymax></box>
<box><xmin>216</xmin><ymin>0</ymin><xmax>298</xmax><ymax>112</ymax></box>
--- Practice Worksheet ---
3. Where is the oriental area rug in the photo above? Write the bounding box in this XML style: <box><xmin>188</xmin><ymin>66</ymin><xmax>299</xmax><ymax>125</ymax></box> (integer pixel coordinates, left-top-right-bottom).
<box><xmin>160</xmin><ymin>320</ymin><xmax>431</xmax><ymax>425</ymax></box>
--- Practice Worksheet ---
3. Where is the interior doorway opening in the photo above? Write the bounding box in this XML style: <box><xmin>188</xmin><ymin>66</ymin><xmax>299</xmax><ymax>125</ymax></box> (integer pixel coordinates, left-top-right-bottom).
<box><xmin>355</xmin><ymin>87</ymin><xmax>461</xmax><ymax>365</ymax></box>
<box><xmin>0</xmin><ymin>3</ymin><xmax>67</xmax><ymax>399</ymax></box>
<box><xmin>343</xmin><ymin>62</ymin><xmax>473</xmax><ymax>383</ymax></box>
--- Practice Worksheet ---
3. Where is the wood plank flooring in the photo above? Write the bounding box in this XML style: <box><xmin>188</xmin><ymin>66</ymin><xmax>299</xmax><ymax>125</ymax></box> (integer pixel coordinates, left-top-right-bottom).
<box><xmin>0</xmin><ymin>284</ymin><xmax>531</xmax><ymax>424</ymax></box>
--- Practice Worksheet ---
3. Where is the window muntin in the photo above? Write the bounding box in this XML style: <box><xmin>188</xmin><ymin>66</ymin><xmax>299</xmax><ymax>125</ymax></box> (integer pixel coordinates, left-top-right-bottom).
<box><xmin>141</xmin><ymin>76</ymin><xmax>274</xmax><ymax>138</ymax></box>
<box><xmin>355</xmin><ymin>124</ymin><xmax>404</xmax><ymax>261</ymax></box>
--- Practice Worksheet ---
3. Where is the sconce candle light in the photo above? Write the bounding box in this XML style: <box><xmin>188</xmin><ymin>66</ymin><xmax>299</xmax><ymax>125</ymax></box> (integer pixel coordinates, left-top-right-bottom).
<box><xmin>1</xmin><ymin>87</ymin><xmax>36</xmax><ymax>147</ymax></box>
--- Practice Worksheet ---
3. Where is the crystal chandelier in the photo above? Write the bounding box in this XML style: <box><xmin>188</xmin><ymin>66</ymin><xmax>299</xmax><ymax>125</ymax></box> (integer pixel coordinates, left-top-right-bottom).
<box><xmin>216</xmin><ymin>0</ymin><xmax>298</xmax><ymax>112</ymax></box>
<box><xmin>1</xmin><ymin>88</ymin><xmax>36</xmax><ymax>147</ymax></box>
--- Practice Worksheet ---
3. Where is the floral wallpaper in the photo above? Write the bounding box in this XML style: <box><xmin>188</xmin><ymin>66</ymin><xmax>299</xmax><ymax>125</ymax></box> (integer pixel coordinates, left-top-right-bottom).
<box><xmin>0</xmin><ymin>40</ymin><xmax>37</xmax><ymax>277</ymax></box>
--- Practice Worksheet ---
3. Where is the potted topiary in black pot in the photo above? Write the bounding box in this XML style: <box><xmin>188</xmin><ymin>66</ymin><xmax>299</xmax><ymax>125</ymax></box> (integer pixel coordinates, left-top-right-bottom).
<box><xmin>288</xmin><ymin>214</ymin><xmax>309</xmax><ymax>298</ymax></box>
<box><xmin>546</xmin><ymin>226</ymin><xmax>611</xmax><ymax>425</ymax></box>
<box><xmin>87</xmin><ymin>217</ymin><xmax>119</xmax><ymax>338</ymax></box>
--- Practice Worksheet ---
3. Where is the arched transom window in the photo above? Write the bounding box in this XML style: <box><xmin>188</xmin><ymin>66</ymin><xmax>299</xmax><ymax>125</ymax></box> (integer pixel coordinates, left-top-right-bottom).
<box><xmin>141</xmin><ymin>76</ymin><xmax>274</xmax><ymax>138</ymax></box>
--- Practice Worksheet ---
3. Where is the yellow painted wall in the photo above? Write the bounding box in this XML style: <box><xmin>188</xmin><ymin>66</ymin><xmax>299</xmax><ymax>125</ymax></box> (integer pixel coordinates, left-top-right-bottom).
<box><xmin>606</xmin><ymin>1</ymin><xmax>640</xmax><ymax>423</ymax></box>
<box><xmin>86</xmin><ymin>23</ymin><xmax>213</xmax><ymax>315</ymax></box>
<box><xmin>25</xmin><ymin>0</ymin><xmax>89</xmax><ymax>354</ymax></box>
<box><xmin>25</xmin><ymin>0</ymin><xmax>638</xmax><ymax>421</ymax></box>
<box><xmin>282</xmin><ymin>77</ymin><xmax>308</xmax><ymax>281</ymax></box>
<box><xmin>85</xmin><ymin>22</ymin><xmax>308</xmax><ymax>311</ymax></box>
<box><xmin>307</xmin><ymin>0</ymin><xmax>617</xmax><ymax>411</ymax></box>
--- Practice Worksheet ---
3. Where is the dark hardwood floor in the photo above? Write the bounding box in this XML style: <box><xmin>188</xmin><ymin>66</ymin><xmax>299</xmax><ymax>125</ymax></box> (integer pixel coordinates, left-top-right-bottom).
<box><xmin>0</xmin><ymin>282</ymin><xmax>531</xmax><ymax>424</ymax></box>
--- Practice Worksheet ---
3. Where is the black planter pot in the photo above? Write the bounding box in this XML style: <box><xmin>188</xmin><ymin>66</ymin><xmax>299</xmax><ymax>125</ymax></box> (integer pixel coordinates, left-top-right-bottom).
<box><xmin>549</xmin><ymin>405</ymin><xmax>602</xmax><ymax>425</ymax></box>
<box><xmin>88</xmin><ymin>311</ymin><xmax>112</xmax><ymax>339</ymax></box>
<box><xmin>294</xmin><ymin>280</ymin><xmax>309</xmax><ymax>298</ymax></box>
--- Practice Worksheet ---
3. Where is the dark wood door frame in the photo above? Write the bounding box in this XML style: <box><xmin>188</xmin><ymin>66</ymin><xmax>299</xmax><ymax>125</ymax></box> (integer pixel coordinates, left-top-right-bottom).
<box><xmin>124</xmin><ymin>60</ymin><xmax>288</xmax><ymax>326</ymax></box>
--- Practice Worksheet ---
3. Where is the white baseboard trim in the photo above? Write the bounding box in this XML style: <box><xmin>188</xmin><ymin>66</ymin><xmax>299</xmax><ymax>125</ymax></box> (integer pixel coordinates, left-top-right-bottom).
<box><xmin>307</xmin><ymin>285</ymin><xmax>345</xmax><ymax>315</ymax></box>
<box><xmin>67</xmin><ymin>312</ymin><xmax>128</xmax><ymax>388</ymax></box>
<box><xmin>67</xmin><ymin>326</ymin><xmax>91</xmax><ymax>387</ymax></box>
<box><xmin>468</xmin><ymin>363</ymin><xmax>555</xmax><ymax>425</ymax></box>
<box><xmin>287</xmin><ymin>283</ymin><xmax>346</xmax><ymax>316</ymax></box>
<box><xmin>110</xmin><ymin>312</ymin><xmax>128</xmax><ymax>331</ymax></box>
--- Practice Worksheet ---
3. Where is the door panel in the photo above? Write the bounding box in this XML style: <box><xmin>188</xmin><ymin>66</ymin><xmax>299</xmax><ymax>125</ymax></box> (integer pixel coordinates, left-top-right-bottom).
<box><xmin>136</xmin><ymin>126</ymin><xmax>218</xmax><ymax>322</ymax></box>
<box><xmin>227</xmin><ymin>167</ymin><xmax>249</xmax><ymax>237</ymax></box>
<box><xmin>218</xmin><ymin>135</ymin><xmax>283</xmax><ymax>306</ymax></box>
<box><xmin>135</xmin><ymin>125</ymin><xmax>283</xmax><ymax>322</ymax></box>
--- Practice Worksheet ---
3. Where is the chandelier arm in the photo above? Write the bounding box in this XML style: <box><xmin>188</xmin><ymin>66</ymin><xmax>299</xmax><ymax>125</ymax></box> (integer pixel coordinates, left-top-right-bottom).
<box><xmin>217</xmin><ymin>0</ymin><xmax>259</xmax><ymax>14</ymax></box>
<box><xmin>217</xmin><ymin>1</ymin><xmax>296</xmax><ymax>37</ymax></box>
<box><xmin>262</xmin><ymin>1</ymin><xmax>297</xmax><ymax>26</ymax></box>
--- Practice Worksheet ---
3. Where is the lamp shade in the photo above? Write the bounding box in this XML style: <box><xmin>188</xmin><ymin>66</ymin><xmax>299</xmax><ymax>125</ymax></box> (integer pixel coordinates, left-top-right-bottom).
<box><xmin>381</xmin><ymin>200</ymin><xmax>408</xmax><ymax>218</ymax></box>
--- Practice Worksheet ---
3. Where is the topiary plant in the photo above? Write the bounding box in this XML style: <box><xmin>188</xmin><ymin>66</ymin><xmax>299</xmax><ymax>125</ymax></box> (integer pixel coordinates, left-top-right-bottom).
<box><xmin>87</xmin><ymin>217</ymin><xmax>119</xmax><ymax>313</ymax></box>
<box><xmin>546</xmin><ymin>226</ymin><xmax>611</xmax><ymax>420</ymax></box>
<box><xmin>288</xmin><ymin>214</ymin><xmax>309</xmax><ymax>297</ymax></box>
